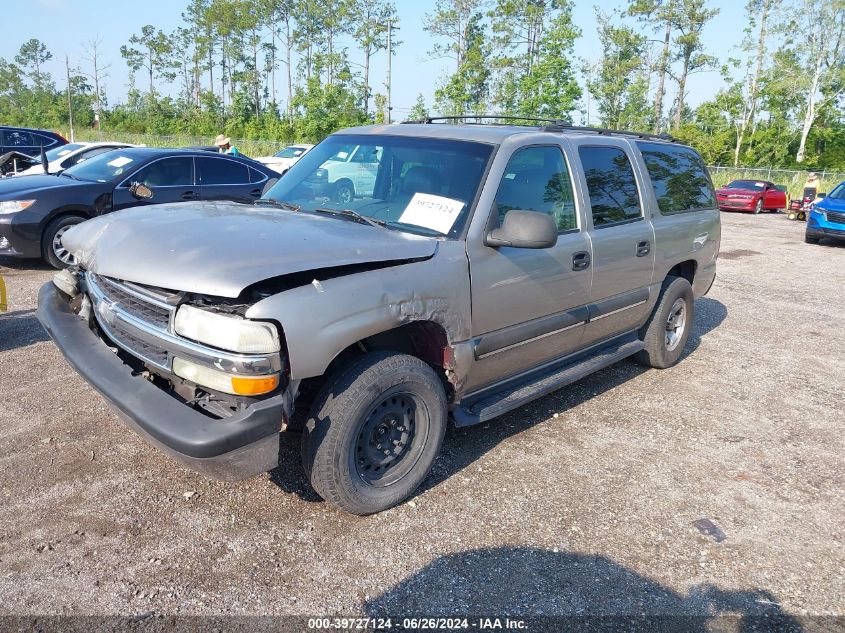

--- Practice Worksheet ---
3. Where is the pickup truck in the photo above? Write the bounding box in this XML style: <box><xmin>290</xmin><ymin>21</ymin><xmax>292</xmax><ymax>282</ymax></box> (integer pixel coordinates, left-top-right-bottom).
<box><xmin>38</xmin><ymin>119</ymin><xmax>720</xmax><ymax>515</ymax></box>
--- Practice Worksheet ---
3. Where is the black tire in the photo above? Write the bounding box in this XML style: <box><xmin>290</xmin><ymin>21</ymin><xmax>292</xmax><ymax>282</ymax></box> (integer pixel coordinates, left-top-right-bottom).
<box><xmin>332</xmin><ymin>179</ymin><xmax>355</xmax><ymax>205</ymax></box>
<box><xmin>753</xmin><ymin>198</ymin><xmax>763</xmax><ymax>214</ymax></box>
<box><xmin>635</xmin><ymin>276</ymin><xmax>694</xmax><ymax>369</ymax></box>
<box><xmin>805</xmin><ymin>234</ymin><xmax>820</xmax><ymax>244</ymax></box>
<box><xmin>301</xmin><ymin>351</ymin><xmax>447</xmax><ymax>515</ymax></box>
<box><xmin>42</xmin><ymin>215</ymin><xmax>84</xmax><ymax>269</ymax></box>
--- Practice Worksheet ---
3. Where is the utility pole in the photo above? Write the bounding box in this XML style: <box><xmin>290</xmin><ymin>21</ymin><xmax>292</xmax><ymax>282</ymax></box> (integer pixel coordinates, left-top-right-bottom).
<box><xmin>65</xmin><ymin>56</ymin><xmax>75</xmax><ymax>142</ymax></box>
<box><xmin>386</xmin><ymin>20</ymin><xmax>392</xmax><ymax>124</ymax></box>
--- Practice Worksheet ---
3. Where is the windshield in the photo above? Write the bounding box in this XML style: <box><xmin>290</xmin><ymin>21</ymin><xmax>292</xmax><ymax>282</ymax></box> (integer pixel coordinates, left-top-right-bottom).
<box><xmin>274</xmin><ymin>146</ymin><xmax>306</xmax><ymax>158</ymax></box>
<box><xmin>827</xmin><ymin>183</ymin><xmax>845</xmax><ymax>200</ymax></box>
<box><xmin>62</xmin><ymin>151</ymin><xmax>141</xmax><ymax>182</ymax></box>
<box><xmin>261</xmin><ymin>134</ymin><xmax>494</xmax><ymax>237</ymax></box>
<box><xmin>46</xmin><ymin>143</ymin><xmax>86</xmax><ymax>161</ymax></box>
<box><xmin>725</xmin><ymin>180</ymin><xmax>765</xmax><ymax>191</ymax></box>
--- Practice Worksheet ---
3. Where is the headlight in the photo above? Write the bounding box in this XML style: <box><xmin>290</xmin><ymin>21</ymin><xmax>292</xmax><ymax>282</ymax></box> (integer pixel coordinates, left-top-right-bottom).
<box><xmin>0</xmin><ymin>200</ymin><xmax>35</xmax><ymax>215</ymax></box>
<box><xmin>172</xmin><ymin>357</ymin><xmax>279</xmax><ymax>396</ymax></box>
<box><xmin>174</xmin><ymin>304</ymin><xmax>280</xmax><ymax>354</ymax></box>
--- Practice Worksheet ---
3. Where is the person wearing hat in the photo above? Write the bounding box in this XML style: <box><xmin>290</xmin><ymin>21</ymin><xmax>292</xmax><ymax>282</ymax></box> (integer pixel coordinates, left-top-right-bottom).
<box><xmin>215</xmin><ymin>134</ymin><xmax>240</xmax><ymax>156</ymax></box>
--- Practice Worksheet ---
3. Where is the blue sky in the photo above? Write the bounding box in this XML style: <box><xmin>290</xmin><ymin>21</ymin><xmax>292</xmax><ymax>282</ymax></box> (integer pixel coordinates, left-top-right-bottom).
<box><xmin>1</xmin><ymin>0</ymin><xmax>746</xmax><ymax>122</ymax></box>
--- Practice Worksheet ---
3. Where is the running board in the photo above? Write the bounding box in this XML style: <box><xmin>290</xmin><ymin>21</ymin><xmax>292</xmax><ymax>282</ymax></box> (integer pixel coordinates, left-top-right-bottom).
<box><xmin>452</xmin><ymin>336</ymin><xmax>644</xmax><ymax>427</ymax></box>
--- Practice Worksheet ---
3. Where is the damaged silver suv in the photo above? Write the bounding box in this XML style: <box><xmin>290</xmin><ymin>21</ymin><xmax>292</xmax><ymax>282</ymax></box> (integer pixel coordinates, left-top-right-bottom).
<box><xmin>38</xmin><ymin>118</ymin><xmax>720</xmax><ymax>514</ymax></box>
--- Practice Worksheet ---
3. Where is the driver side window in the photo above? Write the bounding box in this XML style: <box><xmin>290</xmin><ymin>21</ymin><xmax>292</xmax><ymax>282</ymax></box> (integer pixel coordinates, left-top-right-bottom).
<box><xmin>494</xmin><ymin>146</ymin><xmax>578</xmax><ymax>232</ymax></box>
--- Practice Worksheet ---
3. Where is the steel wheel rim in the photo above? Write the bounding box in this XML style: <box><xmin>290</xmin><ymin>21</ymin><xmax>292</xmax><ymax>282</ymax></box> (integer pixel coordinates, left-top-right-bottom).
<box><xmin>336</xmin><ymin>185</ymin><xmax>353</xmax><ymax>204</ymax></box>
<box><xmin>665</xmin><ymin>298</ymin><xmax>687</xmax><ymax>352</ymax></box>
<box><xmin>52</xmin><ymin>225</ymin><xmax>76</xmax><ymax>265</ymax></box>
<box><xmin>354</xmin><ymin>391</ymin><xmax>428</xmax><ymax>487</ymax></box>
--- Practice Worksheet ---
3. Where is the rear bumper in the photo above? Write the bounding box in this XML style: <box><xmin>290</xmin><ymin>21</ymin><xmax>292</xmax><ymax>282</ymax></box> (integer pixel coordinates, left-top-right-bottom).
<box><xmin>37</xmin><ymin>283</ymin><xmax>288</xmax><ymax>480</ymax></box>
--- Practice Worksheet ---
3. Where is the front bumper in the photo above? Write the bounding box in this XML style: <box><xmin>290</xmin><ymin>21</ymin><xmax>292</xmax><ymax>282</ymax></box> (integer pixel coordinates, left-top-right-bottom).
<box><xmin>717</xmin><ymin>200</ymin><xmax>755</xmax><ymax>212</ymax></box>
<box><xmin>37</xmin><ymin>283</ymin><xmax>289</xmax><ymax>480</ymax></box>
<box><xmin>806</xmin><ymin>212</ymin><xmax>845</xmax><ymax>242</ymax></box>
<box><xmin>0</xmin><ymin>215</ymin><xmax>40</xmax><ymax>258</ymax></box>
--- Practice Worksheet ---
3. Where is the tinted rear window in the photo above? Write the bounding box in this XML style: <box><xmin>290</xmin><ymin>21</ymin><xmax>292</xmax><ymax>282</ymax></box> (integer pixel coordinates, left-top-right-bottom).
<box><xmin>578</xmin><ymin>146</ymin><xmax>642</xmax><ymax>226</ymax></box>
<box><xmin>637</xmin><ymin>142</ymin><xmax>716</xmax><ymax>214</ymax></box>
<box><xmin>197</xmin><ymin>156</ymin><xmax>250</xmax><ymax>185</ymax></box>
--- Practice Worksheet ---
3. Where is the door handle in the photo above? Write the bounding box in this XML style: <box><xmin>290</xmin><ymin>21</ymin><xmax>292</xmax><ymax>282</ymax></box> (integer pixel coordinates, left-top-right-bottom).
<box><xmin>181</xmin><ymin>191</ymin><xmax>199</xmax><ymax>200</ymax></box>
<box><xmin>636</xmin><ymin>240</ymin><xmax>651</xmax><ymax>257</ymax></box>
<box><xmin>572</xmin><ymin>251</ymin><xmax>591</xmax><ymax>271</ymax></box>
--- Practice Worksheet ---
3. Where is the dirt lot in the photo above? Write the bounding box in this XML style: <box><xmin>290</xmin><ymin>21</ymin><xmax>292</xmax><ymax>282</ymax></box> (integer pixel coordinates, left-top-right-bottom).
<box><xmin>0</xmin><ymin>212</ymin><xmax>843</xmax><ymax>626</ymax></box>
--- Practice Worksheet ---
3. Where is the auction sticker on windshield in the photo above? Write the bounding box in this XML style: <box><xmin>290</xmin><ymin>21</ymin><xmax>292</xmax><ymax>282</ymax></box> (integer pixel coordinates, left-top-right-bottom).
<box><xmin>107</xmin><ymin>156</ymin><xmax>133</xmax><ymax>168</ymax></box>
<box><xmin>399</xmin><ymin>193</ymin><xmax>465</xmax><ymax>234</ymax></box>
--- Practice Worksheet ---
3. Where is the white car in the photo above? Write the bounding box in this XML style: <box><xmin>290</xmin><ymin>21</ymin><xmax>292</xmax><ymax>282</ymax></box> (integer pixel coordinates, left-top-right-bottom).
<box><xmin>17</xmin><ymin>141</ymin><xmax>135</xmax><ymax>176</ymax></box>
<box><xmin>312</xmin><ymin>144</ymin><xmax>383</xmax><ymax>204</ymax></box>
<box><xmin>254</xmin><ymin>144</ymin><xmax>314</xmax><ymax>174</ymax></box>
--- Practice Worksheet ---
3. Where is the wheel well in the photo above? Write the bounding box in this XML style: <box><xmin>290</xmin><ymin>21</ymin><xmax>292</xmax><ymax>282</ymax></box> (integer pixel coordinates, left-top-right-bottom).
<box><xmin>293</xmin><ymin>322</ymin><xmax>455</xmax><ymax>423</ymax></box>
<box><xmin>667</xmin><ymin>260</ymin><xmax>696</xmax><ymax>285</ymax></box>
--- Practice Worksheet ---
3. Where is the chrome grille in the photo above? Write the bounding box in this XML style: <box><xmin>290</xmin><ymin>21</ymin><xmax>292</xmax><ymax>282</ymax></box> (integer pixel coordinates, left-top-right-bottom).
<box><xmin>827</xmin><ymin>211</ymin><xmax>845</xmax><ymax>225</ymax></box>
<box><xmin>87</xmin><ymin>273</ymin><xmax>173</xmax><ymax>370</ymax></box>
<box><xmin>89</xmin><ymin>274</ymin><xmax>173</xmax><ymax>329</ymax></box>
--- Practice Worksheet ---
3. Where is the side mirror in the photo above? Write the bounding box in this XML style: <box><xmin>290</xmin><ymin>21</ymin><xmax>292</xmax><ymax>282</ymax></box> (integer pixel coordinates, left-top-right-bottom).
<box><xmin>818</xmin><ymin>192</ymin><xmax>827</xmax><ymax>198</ymax></box>
<box><xmin>129</xmin><ymin>182</ymin><xmax>153</xmax><ymax>200</ymax></box>
<box><xmin>262</xmin><ymin>177</ymin><xmax>278</xmax><ymax>196</ymax></box>
<box><xmin>485</xmin><ymin>209</ymin><xmax>558</xmax><ymax>249</ymax></box>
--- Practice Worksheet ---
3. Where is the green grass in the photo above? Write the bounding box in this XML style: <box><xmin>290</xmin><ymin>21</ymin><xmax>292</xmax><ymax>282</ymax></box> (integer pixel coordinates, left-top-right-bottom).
<box><xmin>708</xmin><ymin>166</ymin><xmax>844</xmax><ymax>200</ymax></box>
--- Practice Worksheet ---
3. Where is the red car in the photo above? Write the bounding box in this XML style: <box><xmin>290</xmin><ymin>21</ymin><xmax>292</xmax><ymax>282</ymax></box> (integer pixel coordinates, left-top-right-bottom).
<box><xmin>715</xmin><ymin>179</ymin><xmax>787</xmax><ymax>214</ymax></box>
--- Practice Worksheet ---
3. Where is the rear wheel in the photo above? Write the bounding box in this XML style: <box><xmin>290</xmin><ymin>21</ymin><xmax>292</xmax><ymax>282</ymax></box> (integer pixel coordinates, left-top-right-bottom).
<box><xmin>301</xmin><ymin>351</ymin><xmax>447</xmax><ymax>515</ymax></box>
<box><xmin>635</xmin><ymin>276</ymin><xmax>694</xmax><ymax>369</ymax></box>
<box><xmin>42</xmin><ymin>215</ymin><xmax>84</xmax><ymax>269</ymax></box>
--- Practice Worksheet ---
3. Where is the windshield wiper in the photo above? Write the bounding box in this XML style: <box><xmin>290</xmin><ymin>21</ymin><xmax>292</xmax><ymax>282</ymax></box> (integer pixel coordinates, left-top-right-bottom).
<box><xmin>60</xmin><ymin>172</ymin><xmax>80</xmax><ymax>180</ymax></box>
<box><xmin>313</xmin><ymin>207</ymin><xmax>386</xmax><ymax>229</ymax></box>
<box><xmin>254</xmin><ymin>198</ymin><xmax>300</xmax><ymax>212</ymax></box>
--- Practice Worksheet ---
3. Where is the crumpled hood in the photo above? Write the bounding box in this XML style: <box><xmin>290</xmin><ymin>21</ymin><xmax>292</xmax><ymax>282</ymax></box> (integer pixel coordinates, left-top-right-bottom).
<box><xmin>63</xmin><ymin>201</ymin><xmax>437</xmax><ymax>297</ymax></box>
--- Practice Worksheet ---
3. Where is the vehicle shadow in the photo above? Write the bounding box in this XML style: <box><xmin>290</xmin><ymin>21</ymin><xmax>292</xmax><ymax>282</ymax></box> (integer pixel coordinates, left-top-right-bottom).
<box><xmin>269</xmin><ymin>297</ymin><xmax>728</xmax><ymax>506</ymax></box>
<box><xmin>0</xmin><ymin>256</ymin><xmax>52</xmax><ymax>271</ymax></box>
<box><xmin>363</xmin><ymin>546</ymin><xmax>803</xmax><ymax>632</ymax></box>
<box><xmin>0</xmin><ymin>309</ymin><xmax>50</xmax><ymax>352</ymax></box>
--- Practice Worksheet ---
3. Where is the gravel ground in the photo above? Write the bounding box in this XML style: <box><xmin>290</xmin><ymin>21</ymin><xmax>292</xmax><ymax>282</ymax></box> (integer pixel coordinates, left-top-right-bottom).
<box><xmin>0</xmin><ymin>212</ymin><xmax>843</xmax><ymax>626</ymax></box>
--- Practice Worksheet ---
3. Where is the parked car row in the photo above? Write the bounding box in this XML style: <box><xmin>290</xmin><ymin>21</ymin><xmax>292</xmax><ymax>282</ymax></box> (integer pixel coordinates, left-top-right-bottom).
<box><xmin>0</xmin><ymin>145</ymin><xmax>280</xmax><ymax>267</ymax></box>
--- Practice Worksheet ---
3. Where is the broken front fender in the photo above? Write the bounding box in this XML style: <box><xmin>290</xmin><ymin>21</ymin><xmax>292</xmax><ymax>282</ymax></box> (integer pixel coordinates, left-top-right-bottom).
<box><xmin>245</xmin><ymin>241</ymin><xmax>472</xmax><ymax>384</ymax></box>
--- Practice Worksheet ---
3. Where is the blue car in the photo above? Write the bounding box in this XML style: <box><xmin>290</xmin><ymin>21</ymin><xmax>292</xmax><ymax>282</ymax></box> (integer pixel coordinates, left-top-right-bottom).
<box><xmin>805</xmin><ymin>182</ymin><xmax>845</xmax><ymax>244</ymax></box>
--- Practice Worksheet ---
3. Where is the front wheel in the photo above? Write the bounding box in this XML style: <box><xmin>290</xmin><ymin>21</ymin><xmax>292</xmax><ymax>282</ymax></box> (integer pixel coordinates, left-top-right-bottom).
<box><xmin>635</xmin><ymin>276</ymin><xmax>694</xmax><ymax>369</ymax></box>
<box><xmin>753</xmin><ymin>198</ymin><xmax>763</xmax><ymax>214</ymax></box>
<box><xmin>42</xmin><ymin>215</ymin><xmax>84</xmax><ymax>269</ymax></box>
<box><xmin>301</xmin><ymin>352</ymin><xmax>447</xmax><ymax>515</ymax></box>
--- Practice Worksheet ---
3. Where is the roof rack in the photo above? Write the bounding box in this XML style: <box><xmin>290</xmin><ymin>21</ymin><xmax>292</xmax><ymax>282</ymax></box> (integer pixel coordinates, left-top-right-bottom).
<box><xmin>403</xmin><ymin>115</ymin><xmax>570</xmax><ymax>127</ymax></box>
<box><xmin>541</xmin><ymin>122</ymin><xmax>677</xmax><ymax>143</ymax></box>
<box><xmin>401</xmin><ymin>114</ymin><xmax>677</xmax><ymax>143</ymax></box>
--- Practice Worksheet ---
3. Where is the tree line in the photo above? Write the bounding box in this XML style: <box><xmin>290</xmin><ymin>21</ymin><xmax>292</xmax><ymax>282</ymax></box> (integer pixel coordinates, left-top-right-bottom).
<box><xmin>0</xmin><ymin>0</ymin><xmax>843</xmax><ymax>169</ymax></box>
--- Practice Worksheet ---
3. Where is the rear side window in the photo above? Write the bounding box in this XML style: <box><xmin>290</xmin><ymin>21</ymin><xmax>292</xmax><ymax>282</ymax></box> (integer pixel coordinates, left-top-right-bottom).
<box><xmin>131</xmin><ymin>157</ymin><xmax>194</xmax><ymax>187</ymax></box>
<box><xmin>197</xmin><ymin>156</ymin><xmax>250</xmax><ymax>185</ymax></box>
<box><xmin>637</xmin><ymin>142</ymin><xmax>716</xmax><ymax>214</ymax></box>
<box><xmin>495</xmin><ymin>146</ymin><xmax>578</xmax><ymax>231</ymax></box>
<box><xmin>3</xmin><ymin>130</ymin><xmax>35</xmax><ymax>147</ymax></box>
<box><xmin>249</xmin><ymin>167</ymin><xmax>268</xmax><ymax>183</ymax></box>
<box><xmin>578</xmin><ymin>146</ymin><xmax>642</xmax><ymax>226</ymax></box>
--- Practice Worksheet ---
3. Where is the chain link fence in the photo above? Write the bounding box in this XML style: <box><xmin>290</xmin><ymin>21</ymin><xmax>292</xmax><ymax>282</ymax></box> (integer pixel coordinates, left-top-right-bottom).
<box><xmin>707</xmin><ymin>165</ymin><xmax>845</xmax><ymax>199</ymax></box>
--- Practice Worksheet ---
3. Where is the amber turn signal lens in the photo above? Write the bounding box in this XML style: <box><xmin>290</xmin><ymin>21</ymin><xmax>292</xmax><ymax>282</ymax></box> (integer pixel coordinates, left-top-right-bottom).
<box><xmin>231</xmin><ymin>374</ymin><xmax>279</xmax><ymax>396</ymax></box>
